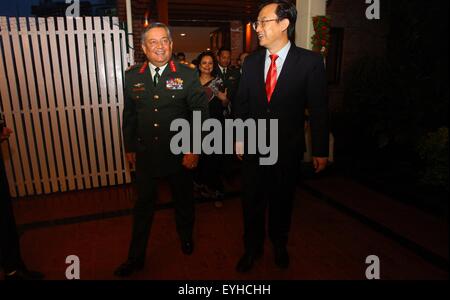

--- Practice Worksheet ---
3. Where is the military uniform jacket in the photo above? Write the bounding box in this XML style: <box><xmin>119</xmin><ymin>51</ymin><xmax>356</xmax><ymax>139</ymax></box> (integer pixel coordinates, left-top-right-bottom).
<box><xmin>122</xmin><ymin>60</ymin><xmax>209</xmax><ymax>177</ymax></box>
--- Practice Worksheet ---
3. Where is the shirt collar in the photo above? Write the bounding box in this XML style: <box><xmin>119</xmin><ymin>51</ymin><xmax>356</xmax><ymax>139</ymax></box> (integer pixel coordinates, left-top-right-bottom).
<box><xmin>266</xmin><ymin>40</ymin><xmax>291</xmax><ymax>62</ymax></box>
<box><xmin>148</xmin><ymin>62</ymin><xmax>168</xmax><ymax>75</ymax></box>
<box><xmin>219</xmin><ymin>65</ymin><xmax>227</xmax><ymax>73</ymax></box>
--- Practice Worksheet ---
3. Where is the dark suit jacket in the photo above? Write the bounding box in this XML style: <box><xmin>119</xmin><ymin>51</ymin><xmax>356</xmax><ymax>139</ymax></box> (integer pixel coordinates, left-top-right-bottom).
<box><xmin>234</xmin><ymin>44</ymin><xmax>329</xmax><ymax>168</ymax></box>
<box><xmin>216</xmin><ymin>66</ymin><xmax>241</xmax><ymax>109</ymax></box>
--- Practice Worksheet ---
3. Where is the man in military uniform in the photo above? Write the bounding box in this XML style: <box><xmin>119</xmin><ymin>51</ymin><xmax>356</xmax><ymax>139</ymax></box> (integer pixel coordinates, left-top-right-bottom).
<box><xmin>114</xmin><ymin>22</ymin><xmax>209</xmax><ymax>277</ymax></box>
<box><xmin>215</xmin><ymin>47</ymin><xmax>241</xmax><ymax>116</ymax></box>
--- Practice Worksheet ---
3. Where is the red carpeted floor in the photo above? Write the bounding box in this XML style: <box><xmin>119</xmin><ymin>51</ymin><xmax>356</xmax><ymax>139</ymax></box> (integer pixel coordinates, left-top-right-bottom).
<box><xmin>6</xmin><ymin>179</ymin><xmax>448</xmax><ymax>280</ymax></box>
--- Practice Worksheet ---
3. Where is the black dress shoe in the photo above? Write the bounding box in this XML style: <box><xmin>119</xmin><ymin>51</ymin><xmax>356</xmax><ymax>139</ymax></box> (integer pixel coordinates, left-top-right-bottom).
<box><xmin>274</xmin><ymin>246</ymin><xmax>289</xmax><ymax>269</ymax></box>
<box><xmin>114</xmin><ymin>260</ymin><xmax>144</xmax><ymax>277</ymax></box>
<box><xmin>5</xmin><ymin>268</ymin><xmax>45</xmax><ymax>280</ymax></box>
<box><xmin>181</xmin><ymin>241</ymin><xmax>194</xmax><ymax>255</ymax></box>
<box><xmin>235</xmin><ymin>252</ymin><xmax>262</xmax><ymax>273</ymax></box>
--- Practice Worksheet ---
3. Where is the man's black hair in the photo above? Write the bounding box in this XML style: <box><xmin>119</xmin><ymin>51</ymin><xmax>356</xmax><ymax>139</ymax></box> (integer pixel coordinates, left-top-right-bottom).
<box><xmin>217</xmin><ymin>47</ymin><xmax>231</xmax><ymax>57</ymax></box>
<box><xmin>258</xmin><ymin>0</ymin><xmax>297</xmax><ymax>38</ymax></box>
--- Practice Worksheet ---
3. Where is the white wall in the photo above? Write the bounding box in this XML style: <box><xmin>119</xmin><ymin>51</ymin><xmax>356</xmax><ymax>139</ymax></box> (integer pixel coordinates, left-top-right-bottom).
<box><xmin>295</xmin><ymin>0</ymin><xmax>326</xmax><ymax>49</ymax></box>
<box><xmin>170</xmin><ymin>26</ymin><xmax>219</xmax><ymax>60</ymax></box>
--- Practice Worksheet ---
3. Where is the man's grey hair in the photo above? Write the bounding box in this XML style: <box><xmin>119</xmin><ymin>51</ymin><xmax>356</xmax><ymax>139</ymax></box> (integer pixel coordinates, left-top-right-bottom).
<box><xmin>141</xmin><ymin>22</ymin><xmax>173</xmax><ymax>44</ymax></box>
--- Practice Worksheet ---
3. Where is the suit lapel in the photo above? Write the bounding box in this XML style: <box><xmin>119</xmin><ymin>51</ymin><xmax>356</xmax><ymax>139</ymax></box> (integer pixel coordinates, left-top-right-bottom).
<box><xmin>269</xmin><ymin>46</ymin><xmax>298</xmax><ymax>105</ymax></box>
<box><xmin>256</xmin><ymin>51</ymin><xmax>268</xmax><ymax>106</ymax></box>
<box><xmin>218</xmin><ymin>68</ymin><xmax>225</xmax><ymax>80</ymax></box>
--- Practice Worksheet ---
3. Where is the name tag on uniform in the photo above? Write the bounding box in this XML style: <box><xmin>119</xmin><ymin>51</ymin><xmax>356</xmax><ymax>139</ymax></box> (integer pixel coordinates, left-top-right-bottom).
<box><xmin>132</xmin><ymin>83</ymin><xmax>145</xmax><ymax>92</ymax></box>
<box><xmin>166</xmin><ymin>78</ymin><xmax>184</xmax><ymax>90</ymax></box>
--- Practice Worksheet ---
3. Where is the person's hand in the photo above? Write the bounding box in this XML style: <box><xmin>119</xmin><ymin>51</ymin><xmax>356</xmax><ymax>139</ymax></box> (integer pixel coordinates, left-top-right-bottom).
<box><xmin>0</xmin><ymin>127</ymin><xmax>13</xmax><ymax>142</ymax></box>
<box><xmin>217</xmin><ymin>88</ymin><xmax>229</xmax><ymax>107</ymax></box>
<box><xmin>126</xmin><ymin>152</ymin><xmax>136</xmax><ymax>169</ymax></box>
<box><xmin>313</xmin><ymin>157</ymin><xmax>328</xmax><ymax>173</ymax></box>
<box><xmin>182</xmin><ymin>153</ymin><xmax>199</xmax><ymax>169</ymax></box>
<box><xmin>235</xmin><ymin>141</ymin><xmax>244</xmax><ymax>161</ymax></box>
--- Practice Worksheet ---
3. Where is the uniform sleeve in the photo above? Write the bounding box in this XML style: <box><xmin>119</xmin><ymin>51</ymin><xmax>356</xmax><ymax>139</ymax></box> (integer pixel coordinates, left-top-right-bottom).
<box><xmin>122</xmin><ymin>74</ymin><xmax>137</xmax><ymax>153</ymax></box>
<box><xmin>307</xmin><ymin>54</ymin><xmax>329</xmax><ymax>157</ymax></box>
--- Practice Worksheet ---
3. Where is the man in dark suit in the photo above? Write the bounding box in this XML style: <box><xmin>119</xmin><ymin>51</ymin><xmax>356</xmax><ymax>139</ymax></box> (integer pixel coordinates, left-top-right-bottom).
<box><xmin>236</xmin><ymin>52</ymin><xmax>250</xmax><ymax>74</ymax></box>
<box><xmin>114</xmin><ymin>22</ymin><xmax>209</xmax><ymax>277</ymax></box>
<box><xmin>215</xmin><ymin>47</ymin><xmax>241</xmax><ymax>116</ymax></box>
<box><xmin>0</xmin><ymin>114</ymin><xmax>44</xmax><ymax>280</ymax></box>
<box><xmin>234</xmin><ymin>0</ymin><xmax>329</xmax><ymax>272</ymax></box>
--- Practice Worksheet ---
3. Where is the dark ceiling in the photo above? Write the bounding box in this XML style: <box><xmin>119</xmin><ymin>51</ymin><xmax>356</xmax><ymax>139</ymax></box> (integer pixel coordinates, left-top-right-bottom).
<box><xmin>168</xmin><ymin>0</ymin><xmax>261</xmax><ymax>26</ymax></box>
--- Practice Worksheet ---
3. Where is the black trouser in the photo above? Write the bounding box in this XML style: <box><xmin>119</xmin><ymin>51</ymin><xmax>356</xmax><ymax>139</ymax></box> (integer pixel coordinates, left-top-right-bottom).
<box><xmin>240</xmin><ymin>161</ymin><xmax>297</xmax><ymax>254</ymax></box>
<box><xmin>195</xmin><ymin>153</ymin><xmax>224</xmax><ymax>193</ymax></box>
<box><xmin>127</xmin><ymin>160</ymin><xmax>194</xmax><ymax>263</ymax></box>
<box><xmin>194</xmin><ymin>112</ymin><xmax>225</xmax><ymax>193</ymax></box>
<box><xmin>0</xmin><ymin>156</ymin><xmax>23</xmax><ymax>273</ymax></box>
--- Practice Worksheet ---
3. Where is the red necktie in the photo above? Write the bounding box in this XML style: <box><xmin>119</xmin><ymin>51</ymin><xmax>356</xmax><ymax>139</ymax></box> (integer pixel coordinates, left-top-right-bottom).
<box><xmin>266</xmin><ymin>54</ymin><xmax>278</xmax><ymax>102</ymax></box>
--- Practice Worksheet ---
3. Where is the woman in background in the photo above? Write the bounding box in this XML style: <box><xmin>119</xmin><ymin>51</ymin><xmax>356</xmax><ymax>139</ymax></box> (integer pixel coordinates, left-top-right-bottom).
<box><xmin>194</xmin><ymin>51</ymin><xmax>229</xmax><ymax>207</ymax></box>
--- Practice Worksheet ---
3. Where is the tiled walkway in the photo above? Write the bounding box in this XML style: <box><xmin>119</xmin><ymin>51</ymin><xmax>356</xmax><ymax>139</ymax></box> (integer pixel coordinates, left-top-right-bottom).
<box><xmin>3</xmin><ymin>174</ymin><xmax>448</xmax><ymax>280</ymax></box>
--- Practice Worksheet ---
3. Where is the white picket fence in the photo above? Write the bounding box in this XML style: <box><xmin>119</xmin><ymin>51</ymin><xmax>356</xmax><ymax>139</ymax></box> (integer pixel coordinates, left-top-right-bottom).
<box><xmin>0</xmin><ymin>16</ymin><xmax>134</xmax><ymax>197</ymax></box>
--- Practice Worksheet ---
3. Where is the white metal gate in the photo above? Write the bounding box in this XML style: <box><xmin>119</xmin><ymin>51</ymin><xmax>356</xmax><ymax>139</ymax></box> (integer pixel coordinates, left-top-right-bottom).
<box><xmin>0</xmin><ymin>16</ymin><xmax>134</xmax><ymax>197</ymax></box>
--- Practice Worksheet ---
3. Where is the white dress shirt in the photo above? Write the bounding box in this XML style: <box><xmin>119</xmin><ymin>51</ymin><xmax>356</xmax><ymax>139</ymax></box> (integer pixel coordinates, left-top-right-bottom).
<box><xmin>219</xmin><ymin>65</ymin><xmax>228</xmax><ymax>75</ymax></box>
<box><xmin>264</xmin><ymin>41</ymin><xmax>291</xmax><ymax>82</ymax></box>
<box><xmin>148</xmin><ymin>62</ymin><xmax>168</xmax><ymax>81</ymax></box>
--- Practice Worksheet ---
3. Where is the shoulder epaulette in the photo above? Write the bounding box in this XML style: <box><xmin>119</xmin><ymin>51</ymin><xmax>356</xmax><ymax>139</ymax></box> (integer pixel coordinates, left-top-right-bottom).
<box><xmin>169</xmin><ymin>60</ymin><xmax>177</xmax><ymax>72</ymax></box>
<box><xmin>138</xmin><ymin>62</ymin><xmax>148</xmax><ymax>74</ymax></box>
